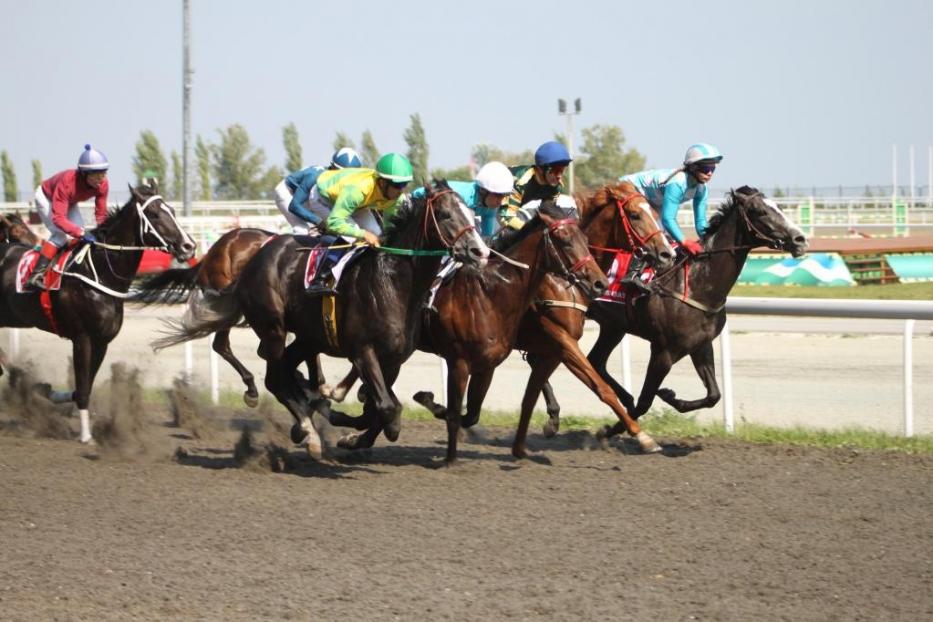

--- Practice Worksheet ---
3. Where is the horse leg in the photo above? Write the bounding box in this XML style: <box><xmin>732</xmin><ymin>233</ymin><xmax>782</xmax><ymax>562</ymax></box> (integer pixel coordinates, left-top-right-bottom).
<box><xmin>461</xmin><ymin>367</ymin><xmax>495</xmax><ymax>429</ymax></box>
<box><xmin>656</xmin><ymin>341</ymin><xmax>721</xmax><ymax>412</ymax></box>
<box><xmin>211</xmin><ymin>329</ymin><xmax>260</xmax><ymax>408</ymax></box>
<box><xmin>323</xmin><ymin>366</ymin><xmax>359</xmax><ymax>402</ymax></box>
<box><xmin>558</xmin><ymin>337</ymin><xmax>660</xmax><ymax>453</ymax></box>
<box><xmin>526</xmin><ymin>353</ymin><xmax>561</xmax><ymax>437</ymax></box>
<box><xmin>337</xmin><ymin>360</ymin><xmax>404</xmax><ymax>451</ymax></box>
<box><xmin>512</xmin><ymin>355</ymin><xmax>560</xmax><ymax>459</ymax></box>
<box><xmin>72</xmin><ymin>337</ymin><xmax>108</xmax><ymax>444</ymax></box>
<box><xmin>586</xmin><ymin>323</ymin><xmax>637</xmax><ymax>412</ymax></box>
<box><xmin>350</xmin><ymin>347</ymin><xmax>401</xmax><ymax>441</ymax></box>
<box><xmin>600</xmin><ymin>345</ymin><xmax>675</xmax><ymax>441</ymax></box>
<box><xmin>442</xmin><ymin>359</ymin><xmax>470</xmax><ymax>464</ymax></box>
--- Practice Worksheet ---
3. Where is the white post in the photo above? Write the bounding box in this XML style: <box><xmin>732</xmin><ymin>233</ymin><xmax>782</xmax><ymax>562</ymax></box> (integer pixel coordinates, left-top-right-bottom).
<box><xmin>184</xmin><ymin>340</ymin><xmax>194</xmax><ymax>382</ymax></box>
<box><xmin>892</xmin><ymin>144</ymin><xmax>897</xmax><ymax>202</ymax></box>
<box><xmin>439</xmin><ymin>358</ymin><xmax>448</xmax><ymax>406</ymax></box>
<box><xmin>904</xmin><ymin>319</ymin><xmax>914</xmax><ymax>438</ymax></box>
<box><xmin>719</xmin><ymin>322</ymin><xmax>735</xmax><ymax>433</ymax></box>
<box><xmin>209</xmin><ymin>341</ymin><xmax>219</xmax><ymax>405</ymax></box>
<box><xmin>9</xmin><ymin>328</ymin><xmax>20</xmax><ymax>361</ymax></box>
<box><xmin>928</xmin><ymin>145</ymin><xmax>932</xmax><ymax>208</ymax></box>
<box><xmin>909</xmin><ymin>145</ymin><xmax>915</xmax><ymax>212</ymax></box>
<box><xmin>620</xmin><ymin>335</ymin><xmax>632</xmax><ymax>393</ymax></box>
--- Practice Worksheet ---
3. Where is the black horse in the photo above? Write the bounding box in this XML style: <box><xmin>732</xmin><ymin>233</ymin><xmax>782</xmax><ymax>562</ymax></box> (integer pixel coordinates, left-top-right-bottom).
<box><xmin>571</xmin><ymin>186</ymin><xmax>808</xmax><ymax>440</ymax></box>
<box><xmin>231</xmin><ymin>180</ymin><xmax>489</xmax><ymax>458</ymax></box>
<box><xmin>0</xmin><ymin>183</ymin><xmax>196</xmax><ymax>442</ymax></box>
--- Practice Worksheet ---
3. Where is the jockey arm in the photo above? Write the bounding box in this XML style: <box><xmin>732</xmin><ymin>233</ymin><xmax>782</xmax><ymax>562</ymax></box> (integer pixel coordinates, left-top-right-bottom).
<box><xmin>691</xmin><ymin>184</ymin><xmax>710</xmax><ymax>238</ymax></box>
<box><xmin>93</xmin><ymin>178</ymin><xmax>109</xmax><ymax>225</ymax></box>
<box><xmin>660</xmin><ymin>182</ymin><xmax>688</xmax><ymax>243</ymax></box>
<box><xmin>50</xmin><ymin>182</ymin><xmax>88</xmax><ymax>238</ymax></box>
<box><xmin>286</xmin><ymin>167</ymin><xmax>324</xmax><ymax>225</ymax></box>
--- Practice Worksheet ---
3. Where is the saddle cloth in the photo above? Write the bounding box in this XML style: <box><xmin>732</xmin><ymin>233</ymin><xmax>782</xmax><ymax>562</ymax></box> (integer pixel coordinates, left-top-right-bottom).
<box><xmin>15</xmin><ymin>247</ymin><xmax>74</xmax><ymax>293</ymax></box>
<box><xmin>596</xmin><ymin>251</ymin><xmax>656</xmax><ymax>305</ymax></box>
<box><xmin>297</xmin><ymin>235</ymin><xmax>366</xmax><ymax>289</ymax></box>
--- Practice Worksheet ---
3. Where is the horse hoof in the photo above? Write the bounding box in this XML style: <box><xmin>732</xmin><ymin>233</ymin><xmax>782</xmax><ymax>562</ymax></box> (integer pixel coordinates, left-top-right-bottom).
<box><xmin>511</xmin><ymin>447</ymin><xmax>528</xmax><ymax>460</ymax></box>
<box><xmin>636</xmin><ymin>431</ymin><xmax>662</xmax><ymax>454</ymax></box>
<box><xmin>290</xmin><ymin>423</ymin><xmax>308</xmax><ymax>445</ymax></box>
<box><xmin>338</xmin><ymin>433</ymin><xmax>373</xmax><ymax>451</ymax></box>
<box><xmin>32</xmin><ymin>382</ymin><xmax>52</xmax><ymax>399</ymax></box>
<box><xmin>384</xmin><ymin>420</ymin><xmax>401</xmax><ymax>443</ymax></box>
<box><xmin>306</xmin><ymin>438</ymin><xmax>324</xmax><ymax>461</ymax></box>
<box><xmin>243</xmin><ymin>392</ymin><xmax>259</xmax><ymax>408</ymax></box>
<box><xmin>542</xmin><ymin>419</ymin><xmax>559</xmax><ymax>438</ymax></box>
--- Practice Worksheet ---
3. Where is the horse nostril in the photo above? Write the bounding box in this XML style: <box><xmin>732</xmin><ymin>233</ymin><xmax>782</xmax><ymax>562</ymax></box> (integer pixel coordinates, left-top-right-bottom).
<box><xmin>595</xmin><ymin>280</ymin><xmax>607</xmax><ymax>292</ymax></box>
<box><xmin>794</xmin><ymin>235</ymin><xmax>807</xmax><ymax>246</ymax></box>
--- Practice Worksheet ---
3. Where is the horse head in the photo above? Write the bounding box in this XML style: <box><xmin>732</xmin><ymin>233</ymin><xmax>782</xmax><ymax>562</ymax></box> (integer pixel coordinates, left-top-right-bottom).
<box><xmin>537</xmin><ymin>199</ymin><xmax>608</xmax><ymax>299</ymax></box>
<box><xmin>584</xmin><ymin>182</ymin><xmax>675</xmax><ymax>270</ymax></box>
<box><xmin>729</xmin><ymin>186</ymin><xmax>808</xmax><ymax>257</ymax></box>
<box><xmin>0</xmin><ymin>212</ymin><xmax>40</xmax><ymax>246</ymax></box>
<box><xmin>126</xmin><ymin>182</ymin><xmax>197</xmax><ymax>262</ymax></box>
<box><xmin>417</xmin><ymin>179</ymin><xmax>490</xmax><ymax>268</ymax></box>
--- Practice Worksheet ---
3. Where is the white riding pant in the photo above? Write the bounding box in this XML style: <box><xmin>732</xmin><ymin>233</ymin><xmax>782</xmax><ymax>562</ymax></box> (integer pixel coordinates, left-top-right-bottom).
<box><xmin>34</xmin><ymin>186</ymin><xmax>83</xmax><ymax>247</ymax></box>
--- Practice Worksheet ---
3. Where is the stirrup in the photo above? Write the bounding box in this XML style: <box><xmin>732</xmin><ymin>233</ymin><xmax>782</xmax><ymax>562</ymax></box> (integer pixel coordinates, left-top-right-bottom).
<box><xmin>620</xmin><ymin>276</ymin><xmax>652</xmax><ymax>294</ymax></box>
<box><xmin>26</xmin><ymin>273</ymin><xmax>48</xmax><ymax>291</ymax></box>
<box><xmin>306</xmin><ymin>281</ymin><xmax>338</xmax><ymax>297</ymax></box>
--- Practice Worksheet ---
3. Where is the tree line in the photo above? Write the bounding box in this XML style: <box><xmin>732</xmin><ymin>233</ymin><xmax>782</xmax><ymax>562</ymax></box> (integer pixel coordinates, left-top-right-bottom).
<box><xmin>0</xmin><ymin>115</ymin><xmax>647</xmax><ymax>202</ymax></box>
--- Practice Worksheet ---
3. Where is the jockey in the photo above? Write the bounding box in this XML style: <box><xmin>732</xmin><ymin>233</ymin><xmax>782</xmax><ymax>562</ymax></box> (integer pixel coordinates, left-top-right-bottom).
<box><xmin>273</xmin><ymin>147</ymin><xmax>362</xmax><ymax>234</ymax></box>
<box><xmin>618</xmin><ymin>143</ymin><xmax>723</xmax><ymax>292</ymax></box>
<box><xmin>304</xmin><ymin>152</ymin><xmax>413</xmax><ymax>295</ymax></box>
<box><xmin>411</xmin><ymin>161</ymin><xmax>514</xmax><ymax>238</ymax></box>
<box><xmin>28</xmin><ymin>144</ymin><xmax>110</xmax><ymax>289</ymax></box>
<box><xmin>498</xmin><ymin>140</ymin><xmax>573</xmax><ymax>230</ymax></box>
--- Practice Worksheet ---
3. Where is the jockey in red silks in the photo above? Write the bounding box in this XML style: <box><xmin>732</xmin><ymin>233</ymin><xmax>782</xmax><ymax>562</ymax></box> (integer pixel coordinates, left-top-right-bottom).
<box><xmin>28</xmin><ymin>144</ymin><xmax>110</xmax><ymax>289</ymax></box>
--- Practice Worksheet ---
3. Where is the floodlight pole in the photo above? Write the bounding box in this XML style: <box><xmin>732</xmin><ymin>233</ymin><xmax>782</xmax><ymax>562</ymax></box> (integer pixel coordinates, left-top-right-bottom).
<box><xmin>182</xmin><ymin>0</ymin><xmax>193</xmax><ymax>217</ymax></box>
<box><xmin>557</xmin><ymin>98</ymin><xmax>581</xmax><ymax>193</ymax></box>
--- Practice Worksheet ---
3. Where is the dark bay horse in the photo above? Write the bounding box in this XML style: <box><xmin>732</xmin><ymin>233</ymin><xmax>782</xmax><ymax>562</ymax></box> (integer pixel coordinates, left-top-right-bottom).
<box><xmin>232</xmin><ymin>180</ymin><xmax>489</xmax><ymax>458</ymax></box>
<box><xmin>583</xmin><ymin>186</ymin><xmax>809</xmax><ymax>440</ymax></box>
<box><xmin>0</xmin><ymin>184</ymin><xmax>196</xmax><ymax>442</ymax></box>
<box><xmin>0</xmin><ymin>212</ymin><xmax>41</xmax><ymax>247</ymax></box>
<box><xmin>335</xmin><ymin>199</ymin><xmax>609</xmax><ymax>463</ymax></box>
<box><xmin>132</xmin><ymin>227</ymin><xmax>279</xmax><ymax>406</ymax></box>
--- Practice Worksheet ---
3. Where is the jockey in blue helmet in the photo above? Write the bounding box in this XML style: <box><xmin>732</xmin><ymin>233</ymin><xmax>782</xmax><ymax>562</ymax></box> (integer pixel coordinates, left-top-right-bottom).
<box><xmin>273</xmin><ymin>147</ymin><xmax>363</xmax><ymax>234</ymax></box>
<box><xmin>498</xmin><ymin>140</ymin><xmax>574</xmax><ymax>230</ymax></box>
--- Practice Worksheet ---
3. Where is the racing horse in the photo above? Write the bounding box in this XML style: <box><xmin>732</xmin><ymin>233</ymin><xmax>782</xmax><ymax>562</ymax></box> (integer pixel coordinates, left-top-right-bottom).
<box><xmin>131</xmin><ymin>227</ymin><xmax>281</xmax><ymax>406</ymax></box>
<box><xmin>0</xmin><ymin>183</ymin><xmax>197</xmax><ymax>442</ymax></box>
<box><xmin>0</xmin><ymin>212</ymin><xmax>41</xmax><ymax>247</ymax></box>
<box><xmin>333</xmin><ymin>199</ymin><xmax>609</xmax><ymax>463</ymax></box>
<box><xmin>582</xmin><ymin>186</ymin><xmax>809</xmax><ymax>440</ymax></box>
<box><xmin>232</xmin><ymin>180</ymin><xmax>489</xmax><ymax>458</ymax></box>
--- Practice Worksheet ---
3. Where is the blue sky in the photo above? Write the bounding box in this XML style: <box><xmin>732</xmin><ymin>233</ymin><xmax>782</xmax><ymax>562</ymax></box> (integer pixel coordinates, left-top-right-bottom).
<box><xmin>2</xmin><ymin>0</ymin><xmax>931</xmax><ymax>195</ymax></box>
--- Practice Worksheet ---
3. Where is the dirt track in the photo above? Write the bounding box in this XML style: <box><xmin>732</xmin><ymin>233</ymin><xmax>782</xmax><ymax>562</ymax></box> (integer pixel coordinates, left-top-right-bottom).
<box><xmin>1</xmin><ymin>371</ymin><xmax>931</xmax><ymax>621</ymax></box>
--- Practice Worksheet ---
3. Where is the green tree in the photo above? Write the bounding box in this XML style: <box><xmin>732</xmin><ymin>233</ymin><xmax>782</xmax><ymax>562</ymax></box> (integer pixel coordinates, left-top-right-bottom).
<box><xmin>360</xmin><ymin>129</ymin><xmax>380</xmax><ymax>167</ymax></box>
<box><xmin>567</xmin><ymin>124</ymin><xmax>645</xmax><ymax>191</ymax></box>
<box><xmin>430</xmin><ymin>164</ymin><xmax>472</xmax><ymax>182</ymax></box>
<box><xmin>471</xmin><ymin>143</ymin><xmax>533</xmax><ymax>168</ymax></box>
<box><xmin>132</xmin><ymin>130</ymin><xmax>168</xmax><ymax>185</ymax></box>
<box><xmin>332</xmin><ymin>132</ymin><xmax>356</xmax><ymax>152</ymax></box>
<box><xmin>404</xmin><ymin>113</ymin><xmax>430</xmax><ymax>184</ymax></box>
<box><xmin>195</xmin><ymin>135</ymin><xmax>212</xmax><ymax>200</ymax></box>
<box><xmin>211</xmin><ymin>124</ymin><xmax>278</xmax><ymax>200</ymax></box>
<box><xmin>31</xmin><ymin>159</ymin><xmax>42</xmax><ymax>190</ymax></box>
<box><xmin>170</xmin><ymin>151</ymin><xmax>183</xmax><ymax>200</ymax></box>
<box><xmin>1</xmin><ymin>151</ymin><xmax>18</xmax><ymax>201</ymax></box>
<box><xmin>283</xmin><ymin>122</ymin><xmax>302</xmax><ymax>172</ymax></box>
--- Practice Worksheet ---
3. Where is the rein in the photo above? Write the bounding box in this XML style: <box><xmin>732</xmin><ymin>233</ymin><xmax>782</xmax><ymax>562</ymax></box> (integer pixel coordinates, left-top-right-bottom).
<box><xmin>588</xmin><ymin>193</ymin><xmax>661</xmax><ymax>259</ymax></box>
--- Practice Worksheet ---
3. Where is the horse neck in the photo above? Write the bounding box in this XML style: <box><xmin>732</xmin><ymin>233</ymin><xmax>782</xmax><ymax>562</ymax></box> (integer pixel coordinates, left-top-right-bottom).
<box><xmin>688</xmin><ymin>211</ymin><xmax>751</xmax><ymax>307</ymax></box>
<box><xmin>491</xmin><ymin>226</ymin><xmax>554</xmax><ymax>318</ymax></box>
<box><xmin>582</xmin><ymin>202</ymin><xmax>628</xmax><ymax>272</ymax></box>
<box><xmin>91</xmin><ymin>202</ymin><xmax>145</xmax><ymax>290</ymax></box>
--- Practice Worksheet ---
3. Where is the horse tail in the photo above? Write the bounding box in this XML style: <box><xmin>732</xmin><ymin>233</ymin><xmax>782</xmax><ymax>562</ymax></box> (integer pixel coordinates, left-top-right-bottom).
<box><xmin>150</xmin><ymin>288</ymin><xmax>244</xmax><ymax>351</ymax></box>
<box><xmin>130</xmin><ymin>265</ymin><xmax>201</xmax><ymax>306</ymax></box>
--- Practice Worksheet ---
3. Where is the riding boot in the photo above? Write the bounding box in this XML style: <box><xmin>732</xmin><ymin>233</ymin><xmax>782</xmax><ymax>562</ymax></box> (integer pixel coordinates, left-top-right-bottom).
<box><xmin>619</xmin><ymin>256</ymin><xmax>652</xmax><ymax>294</ymax></box>
<box><xmin>306</xmin><ymin>268</ymin><xmax>338</xmax><ymax>297</ymax></box>
<box><xmin>26</xmin><ymin>241</ymin><xmax>59</xmax><ymax>290</ymax></box>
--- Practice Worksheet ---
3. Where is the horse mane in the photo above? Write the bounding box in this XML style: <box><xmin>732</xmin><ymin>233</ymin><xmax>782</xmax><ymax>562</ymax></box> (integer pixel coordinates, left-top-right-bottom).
<box><xmin>577</xmin><ymin>181</ymin><xmax>640</xmax><ymax>228</ymax></box>
<box><xmin>705</xmin><ymin>185</ymin><xmax>761</xmax><ymax>235</ymax></box>
<box><xmin>93</xmin><ymin>183</ymin><xmax>160</xmax><ymax>240</ymax></box>
<box><xmin>491</xmin><ymin>199</ymin><xmax>564</xmax><ymax>252</ymax></box>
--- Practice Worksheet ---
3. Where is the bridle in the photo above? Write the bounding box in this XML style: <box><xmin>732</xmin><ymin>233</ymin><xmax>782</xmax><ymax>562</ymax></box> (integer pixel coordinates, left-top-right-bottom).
<box><xmin>588</xmin><ymin>192</ymin><xmax>664</xmax><ymax>259</ymax></box>
<box><xmin>91</xmin><ymin>194</ymin><xmax>193</xmax><ymax>254</ymax></box>
<box><xmin>542</xmin><ymin>217</ymin><xmax>598</xmax><ymax>291</ymax></box>
<box><xmin>694</xmin><ymin>192</ymin><xmax>790</xmax><ymax>257</ymax></box>
<box><xmin>422</xmin><ymin>188</ymin><xmax>477</xmax><ymax>251</ymax></box>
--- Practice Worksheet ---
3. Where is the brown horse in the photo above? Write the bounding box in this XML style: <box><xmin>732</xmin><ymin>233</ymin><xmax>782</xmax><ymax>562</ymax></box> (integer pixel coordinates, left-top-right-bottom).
<box><xmin>230</xmin><ymin>181</ymin><xmax>489</xmax><ymax>458</ymax></box>
<box><xmin>338</xmin><ymin>182</ymin><xmax>676</xmax><ymax>457</ymax></box>
<box><xmin>331</xmin><ymin>199</ymin><xmax>609</xmax><ymax>463</ymax></box>
<box><xmin>132</xmin><ymin>227</ymin><xmax>281</xmax><ymax>406</ymax></box>
<box><xmin>0</xmin><ymin>212</ymin><xmax>41</xmax><ymax>247</ymax></box>
<box><xmin>0</xmin><ymin>184</ymin><xmax>196</xmax><ymax>442</ymax></box>
<box><xmin>581</xmin><ymin>186</ymin><xmax>808</xmax><ymax>440</ymax></box>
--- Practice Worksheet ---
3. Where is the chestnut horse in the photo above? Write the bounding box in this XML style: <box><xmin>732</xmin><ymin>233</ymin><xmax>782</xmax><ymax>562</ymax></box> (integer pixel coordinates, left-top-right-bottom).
<box><xmin>0</xmin><ymin>212</ymin><xmax>41</xmax><ymax>247</ymax></box>
<box><xmin>331</xmin><ymin>199</ymin><xmax>609</xmax><ymax>463</ymax></box>
<box><xmin>131</xmin><ymin>227</ymin><xmax>282</xmax><ymax>406</ymax></box>
<box><xmin>231</xmin><ymin>180</ymin><xmax>489</xmax><ymax>458</ymax></box>
<box><xmin>582</xmin><ymin>186</ymin><xmax>809</xmax><ymax>440</ymax></box>
<box><xmin>0</xmin><ymin>184</ymin><xmax>196</xmax><ymax>442</ymax></box>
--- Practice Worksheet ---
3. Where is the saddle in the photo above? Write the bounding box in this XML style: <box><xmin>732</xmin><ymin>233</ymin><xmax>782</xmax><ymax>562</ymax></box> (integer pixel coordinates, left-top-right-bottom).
<box><xmin>297</xmin><ymin>234</ymin><xmax>366</xmax><ymax>292</ymax></box>
<box><xmin>597</xmin><ymin>251</ymin><xmax>656</xmax><ymax>305</ymax></box>
<box><xmin>15</xmin><ymin>243</ymin><xmax>79</xmax><ymax>293</ymax></box>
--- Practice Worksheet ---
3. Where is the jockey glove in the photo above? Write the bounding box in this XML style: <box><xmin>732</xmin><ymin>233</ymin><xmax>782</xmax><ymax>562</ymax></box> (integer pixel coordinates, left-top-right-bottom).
<box><xmin>81</xmin><ymin>232</ymin><xmax>97</xmax><ymax>244</ymax></box>
<box><xmin>681</xmin><ymin>239</ymin><xmax>703</xmax><ymax>256</ymax></box>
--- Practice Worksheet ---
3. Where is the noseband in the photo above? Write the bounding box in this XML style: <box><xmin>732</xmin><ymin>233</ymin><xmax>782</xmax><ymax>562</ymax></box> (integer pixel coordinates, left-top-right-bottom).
<box><xmin>543</xmin><ymin>217</ymin><xmax>597</xmax><ymax>288</ymax></box>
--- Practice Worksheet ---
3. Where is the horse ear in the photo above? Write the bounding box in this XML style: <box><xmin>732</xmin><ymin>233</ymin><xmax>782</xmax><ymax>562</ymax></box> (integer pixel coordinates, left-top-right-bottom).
<box><xmin>128</xmin><ymin>183</ymin><xmax>141</xmax><ymax>200</ymax></box>
<box><xmin>0</xmin><ymin>214</ymin><xmax>10</xmax><ymax>228</ymax></box>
